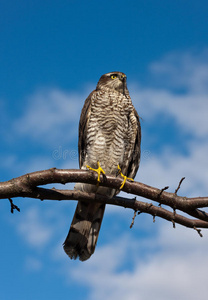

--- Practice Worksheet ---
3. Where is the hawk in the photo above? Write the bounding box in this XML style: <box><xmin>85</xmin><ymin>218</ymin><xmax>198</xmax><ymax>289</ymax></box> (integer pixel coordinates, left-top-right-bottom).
<box><xmin>63</xmin><ymin>71</ymin><xmax>141</xmax><ymax>261</ymax></box>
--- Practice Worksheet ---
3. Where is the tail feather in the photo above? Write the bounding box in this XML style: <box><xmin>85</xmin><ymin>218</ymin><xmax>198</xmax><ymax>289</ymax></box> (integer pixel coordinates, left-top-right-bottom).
<box><xmin>63</xmin><ymin>201</ymin><xmax>106</xmax><ymax>261</ymax></box>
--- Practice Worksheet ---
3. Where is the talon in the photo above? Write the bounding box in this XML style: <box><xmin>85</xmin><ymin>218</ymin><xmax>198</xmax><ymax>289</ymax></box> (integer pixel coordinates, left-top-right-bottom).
<box><xmin>118</xmin><ymin>165</ymin><xmax>134</xmax><ymax>189</ymax></box>
<box><xmin>86</xmin><ymin>161</ymin><xmax>105</xmax><ymax>185</ymax></box>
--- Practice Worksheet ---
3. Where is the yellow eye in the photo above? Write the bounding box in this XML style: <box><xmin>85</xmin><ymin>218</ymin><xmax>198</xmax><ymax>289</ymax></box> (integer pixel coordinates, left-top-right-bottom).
<box><xmin>111</xmin><ymin>75</ymin><xmax>117</xmax><ymax>79</ymax></box>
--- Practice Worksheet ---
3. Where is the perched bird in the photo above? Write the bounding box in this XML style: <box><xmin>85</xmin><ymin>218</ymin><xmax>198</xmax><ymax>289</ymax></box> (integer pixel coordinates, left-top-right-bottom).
<box><xmin>63</xmin><ymin>71</ymin><xmax>141</xmax><ymax>261</ymax></box>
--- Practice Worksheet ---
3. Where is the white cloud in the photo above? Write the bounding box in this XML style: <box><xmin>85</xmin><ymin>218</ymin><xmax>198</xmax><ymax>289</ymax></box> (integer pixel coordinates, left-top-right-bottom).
<box><xmin>131</xmin><ymin>87</ymin><xmax>208</xmax><ymax>139</ymax></box>
<box><xmin>137</xmin><ymin>139</ymin><xmax>208</xmax><ymax>197</ymax></box>
<box><xmin>16</xmin><ymin>206</ymin><xmax>53</xmax><ymax>249</ymax></box>
<box><xmin>12</xmin><ymin>200</ymin><xmax>76</xmax><ymax>254</ymax></box>
<box><xmin>129</xmin><ymin>49</ymin><xmax>208</xmax><ymax>143</ymax></box>
<box><xmin>149</xmin><ymin>49</ymin><xmax>208</xmax><ymax>94</ymax></box>
<box><xmin>24</xmin><ymin>256</ymin><xmax>42</xmax><ymax>272</ymax></box>
<box><xmin>13</xmin><ymin>88</ymin><xmax>87</xmax><ymax>145</ymax></box>
<box><xmin>65</xmin><ymin>225</ymin><xmax>208</xmax><ymax>300</ymax></box>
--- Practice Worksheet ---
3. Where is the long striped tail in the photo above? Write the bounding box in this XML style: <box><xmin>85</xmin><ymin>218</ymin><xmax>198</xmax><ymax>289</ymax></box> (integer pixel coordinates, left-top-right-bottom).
<box><xmin>63</xmin><ymin>201</ymin><xmax>106</xmax><ymax>261</ymax></box>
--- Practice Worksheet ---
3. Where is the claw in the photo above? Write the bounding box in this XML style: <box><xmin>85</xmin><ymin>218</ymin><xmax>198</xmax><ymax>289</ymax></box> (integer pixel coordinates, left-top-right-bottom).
<box><xmin>117</xmin><ymin>165</ymin><xmax>134</xmax><ymax>189</ymax></box>
<box><xmin>86</xmin><ymin>161</ymin><xmax>105</xmax><ymax>185</ymax></box>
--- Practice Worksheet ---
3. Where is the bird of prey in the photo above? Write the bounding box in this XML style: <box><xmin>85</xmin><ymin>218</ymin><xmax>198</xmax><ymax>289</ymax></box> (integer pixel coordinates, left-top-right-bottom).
<box><xmin>63</xmin><ymin>71</ymin><xmax>141</xmax><ymax>261</ymax></box>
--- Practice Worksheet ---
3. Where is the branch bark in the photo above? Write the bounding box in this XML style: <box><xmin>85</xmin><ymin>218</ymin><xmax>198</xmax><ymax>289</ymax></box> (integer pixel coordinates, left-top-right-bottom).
<box><xmin>1</xmin><ymin>168</ymin><xmax>208</xmax><ymax>233</ymax></box>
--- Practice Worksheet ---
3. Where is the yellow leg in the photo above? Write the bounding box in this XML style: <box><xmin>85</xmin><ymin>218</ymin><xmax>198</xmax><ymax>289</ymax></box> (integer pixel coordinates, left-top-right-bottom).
<box><xmin>86</xmin><ymin>161</ymin><xmax>105</xmax><ymax>185</ymax></box>
<box><xmin>117</xmin><ymin>165</ymin><xmax>134</xmax><ymax>189</ymax></box>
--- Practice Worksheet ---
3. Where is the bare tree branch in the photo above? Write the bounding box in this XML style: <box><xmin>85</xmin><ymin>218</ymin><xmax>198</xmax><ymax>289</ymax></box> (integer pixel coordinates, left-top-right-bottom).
<box><xmin>1</xmin><ymin>168</ymin><xmax>208</xmax><ymax>233</ymax></box>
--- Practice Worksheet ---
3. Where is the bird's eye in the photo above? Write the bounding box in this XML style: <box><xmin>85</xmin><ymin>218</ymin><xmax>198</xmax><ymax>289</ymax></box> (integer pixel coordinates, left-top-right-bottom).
<box><xmin>111</xmin><ymin>75</ymin><xmax>117</xmax><ymax>79</ymax></box>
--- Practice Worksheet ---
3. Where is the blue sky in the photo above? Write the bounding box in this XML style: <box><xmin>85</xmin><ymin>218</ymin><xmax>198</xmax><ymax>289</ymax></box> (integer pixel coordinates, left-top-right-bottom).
<box><xmin>1</xmin><ymin>1</ymin><xmax>208</xmax><ymax>300</ymax></box>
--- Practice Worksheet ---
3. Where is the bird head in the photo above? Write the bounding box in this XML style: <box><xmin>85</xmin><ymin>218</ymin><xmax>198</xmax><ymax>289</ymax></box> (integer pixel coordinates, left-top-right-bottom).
<box><xmin>96</xmin><ymin>71</ymin><xmax>127</xmax><ymax>95</ymax></box>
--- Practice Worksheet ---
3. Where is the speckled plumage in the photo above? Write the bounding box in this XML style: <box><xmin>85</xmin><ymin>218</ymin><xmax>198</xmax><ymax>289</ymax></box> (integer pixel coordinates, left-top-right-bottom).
<box><xmin>63</xmin><ymin>72</ymin><xmax>141</xmax><ymax>261</ymax></box>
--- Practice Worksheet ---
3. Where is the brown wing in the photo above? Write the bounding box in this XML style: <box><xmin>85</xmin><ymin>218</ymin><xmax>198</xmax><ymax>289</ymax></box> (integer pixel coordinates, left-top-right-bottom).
<box><xmin>78</xmin><ymin>91</ymin><xmax>94</xmax><ymax>167</ymax></box>
<box><xmin>125</xmin><ymin>108</ymin><xmax>141</xmax><ymax>179</ymax></box>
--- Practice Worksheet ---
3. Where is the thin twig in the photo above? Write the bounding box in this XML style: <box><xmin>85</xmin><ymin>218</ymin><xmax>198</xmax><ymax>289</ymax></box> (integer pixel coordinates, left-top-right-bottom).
<box><xmin>172</xmin><ymin>219</ymin><xmax>176</xmax><ymax>228</ymax></box>
<box><xmin>193</xmin><ymin>226</ymin><xmax>203</xmax><ymax>237</ymax></box>
<box><xmin>172</xmin><ymin>208</ymin><xmax>176</xmax><ymax>228</ymax></box>
<box><xmin>130</xmin><ymin>210</ymin><xmax>138</xmax><ymax>228</ymax></box>
<box><xmin>175</xmin><ymin>177</ymin><xmax>185</xmax><ymax>195</ymax></box>
<box><xmin>158</xmin><ymin>186</ymin><xmax>169</xmax><ymax>198</ymax></box>
<box><xmin>8</xmin><ymin>198</ymin><xmax>20</xmax><ymax>214</ymax></box>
